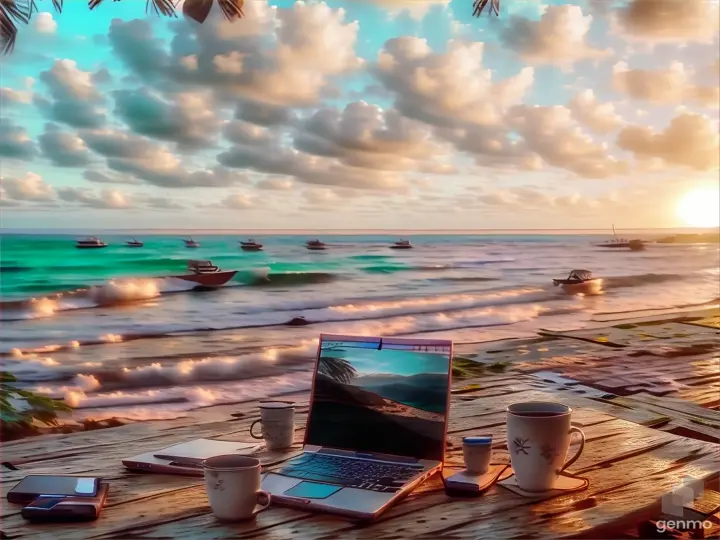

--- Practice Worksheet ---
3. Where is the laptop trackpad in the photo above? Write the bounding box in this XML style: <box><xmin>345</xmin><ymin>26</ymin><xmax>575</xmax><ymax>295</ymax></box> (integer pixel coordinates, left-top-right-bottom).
<box><xmin>284</xmin><ymin>481</ymin><xmax>343</xmax><ymax>499</ymax></box>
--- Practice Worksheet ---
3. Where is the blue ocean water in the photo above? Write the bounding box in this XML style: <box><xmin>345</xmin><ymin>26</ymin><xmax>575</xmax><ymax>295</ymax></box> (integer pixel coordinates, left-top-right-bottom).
<box><xmin>1</xmin><ymin>233</ymin><xmax>717</xmax><ymax>421</ymax></box>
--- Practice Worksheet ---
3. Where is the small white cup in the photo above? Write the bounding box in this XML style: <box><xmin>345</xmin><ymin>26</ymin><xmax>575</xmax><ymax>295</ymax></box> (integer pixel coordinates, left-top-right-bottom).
<box><xmin>203</xmin><ymin>455</ymin><xmax>270</xmax><ymax>521</ymax></box>
<box><xmin>506</xmin><ymin>401</ymin><xmax>585</xmax><ymax>491</ymax></box>
<box><xmin>250</xmin><ymin>401</ymin><xmax>295</xmax><ymax>451</ymax></box>
<box><xmin>462</xmin><ymin>436</ymin><xmax>493</xmax><ymax>475</ymax></box>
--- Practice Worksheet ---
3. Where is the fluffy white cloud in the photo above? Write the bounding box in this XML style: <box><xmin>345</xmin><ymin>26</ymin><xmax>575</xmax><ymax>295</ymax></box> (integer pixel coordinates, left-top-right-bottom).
<box><xmin>374</xmin><ymin>37</ymin><xmax>534</xmax><ymax>127</ymax></box>
<box><xmin>569</xmin><ymin>90</ymin><xmax>623</xmax><ymax>134</ymax></box>
<box><xmin>39</xmin><ymin>124</ymin><xmax>92</xmax><ymax>167</ymax></box>
<box><xmin>112</xmin><ymin>1</ymin><xmax>362</xmax><ymax>107</ymax></box>
<box><xmin>293</xmin><ymin>101</ymin><xmax>444</xmax><ymax>171</ymax></box>
<box><xmin>114</xmin><ymin>88</ymin><xmax>222</xmax><ymax>148</ymax></box>
<box><xmin>0</xmin><ymin>118</ymin><xmax>37</xmax><ymax>159</ymax></box>
<box><xmin>58</xmin><ymin>187</ymin><xmax>131</xmax><ymax>209</ymax></box>
<box><xmin>0</xmin><ymin>173</ymin><xmax>55</xmax><ymax>201</ymax></box>
<box><xmin>37</xmin><ymin>60</ymin><xmax>106</xmax><ymax>127</ymax></box>
<box><xmin>220</xmin><ymin>193</ymin><xmax>256</xmax><ymax>209</ymax></box>
<box><xmin>613</xmin><ymin>0</ymin><xmax>720</xmax><ymax>43</ymax></box>
<box><xmin>618</xmin><ymin>112</ymin><xmax>720</xmax><ymax>170</ymax></box>
<box><xmin>506</xmin><ymin>105</ymin><xmax>628</xmax><ymax>178</ymax></box>
<box><xmin>34</xmin><ymin>13</ymin><xmax>57</xmax><ymax>34</ymax></box>
<box><xmin>501</xmin><ymin>6</ymin><xmax>610</xmax><ymax>66</ymax></box>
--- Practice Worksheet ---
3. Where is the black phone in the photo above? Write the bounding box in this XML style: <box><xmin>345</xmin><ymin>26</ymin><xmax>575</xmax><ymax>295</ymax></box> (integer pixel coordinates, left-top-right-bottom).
<box><xmin>21</xmin><ymin>483</ymin><xmax>109</xmax><ymax>522</ymax></box>
<box><xmin>7</xmin><ymin>475</ymin><xmax>100</xmax><ymax>504</ymax></box>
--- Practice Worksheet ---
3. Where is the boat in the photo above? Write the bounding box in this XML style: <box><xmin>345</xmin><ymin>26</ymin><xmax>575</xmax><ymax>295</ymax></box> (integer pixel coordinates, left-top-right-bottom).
<box><xmin>126</xmin><ymin>238</ymin><xmax>143</xmax><ymax>248</ymax></box>
<box><xmin>75</xmin><ymin>237</ymin><xmax>108</xmax><ymax>249</ymax></box>
<box><xmin>390</xmin><ymin>239</ymin><xmax>413</xmax><ymax>249</ymax></box>
<box><xmin>240</xmin><ymin>239</ymin><xmax>263</xmax><ymax>252</ymax></box>
<box><xmin>306</xmin><ymin>239</ymin><xmax>327</xmax><ymax>251</ymax></box>
<box><xmin>184</xmin><ymin>238</ymin><xmax>200</xmax><ymax>248</ymax></box>
<box><xmin>171</xmin><ymin>260</ymin><xmax>238</xmax><ymax>289</ymax></box>
<box><xmin>595</xmin><ymin>225</ymin><xmax>646</xmax><ymax>251</ymax></box>
<box><xmin>553</xmin><ymin>269</ymin><xmax>602</xmax><ymax>295</ymax></box>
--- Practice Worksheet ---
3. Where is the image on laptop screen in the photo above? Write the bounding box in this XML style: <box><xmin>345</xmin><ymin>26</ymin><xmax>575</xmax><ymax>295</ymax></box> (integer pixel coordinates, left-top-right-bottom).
<box><xmin>304</xmin><ymin>335</ymin><xmax>453</xmax><ymax>462</ymax></box>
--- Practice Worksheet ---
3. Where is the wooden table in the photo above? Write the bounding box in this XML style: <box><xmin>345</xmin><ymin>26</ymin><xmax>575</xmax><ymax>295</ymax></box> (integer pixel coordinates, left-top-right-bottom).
<box><xmin>2</xmin><ymin>375</ymin><xmax>719</xmax><ymax>539</ymax></box>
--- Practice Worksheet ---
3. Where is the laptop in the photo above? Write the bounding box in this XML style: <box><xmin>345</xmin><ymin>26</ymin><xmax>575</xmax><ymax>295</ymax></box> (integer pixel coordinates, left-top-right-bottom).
<box><xmin>262</xmin><ymin>334</ymin><xmax>453</xmax><ymax>520</ymax></box>
<box><xmin>123</xmin><ymin>439</ymin><xmax>260</xmax><ymax>476</ymax></box>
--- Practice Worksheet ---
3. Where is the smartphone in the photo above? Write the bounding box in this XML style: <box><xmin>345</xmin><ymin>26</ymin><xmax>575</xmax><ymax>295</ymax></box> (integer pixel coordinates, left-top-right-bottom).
<box><xmin>7</xmin><ymin>476</ymin><xmax>99</xmax><ymax>504</ymax></box>
<box><xmin>21</xmin><ymin>483</ymin><xmax>109</xmax><ymax>522</ymax></box>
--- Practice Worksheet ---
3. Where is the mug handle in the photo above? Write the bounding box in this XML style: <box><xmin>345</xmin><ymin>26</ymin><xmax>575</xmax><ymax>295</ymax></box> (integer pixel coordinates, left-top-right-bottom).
<box><xmin>250</xmin><ymin>420</ymin><xmax>263</xmax><ymax>440</ymax></box>
<box><xmin>560</xmin><ymin>427</ymin><xmax>585</xmax><ymax>472</ymax></box>
<box><xmin>253</xmin><ymin>490</ymin><xmax>271</xmax><ymax>516</ymax></box>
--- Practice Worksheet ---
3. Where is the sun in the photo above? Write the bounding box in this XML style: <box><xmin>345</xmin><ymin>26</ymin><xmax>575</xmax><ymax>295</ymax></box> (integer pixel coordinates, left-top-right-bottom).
<box><xmin>676</xmin><ymin>187</ymin><xmax>720</xmax><ymax>228</ymax></box>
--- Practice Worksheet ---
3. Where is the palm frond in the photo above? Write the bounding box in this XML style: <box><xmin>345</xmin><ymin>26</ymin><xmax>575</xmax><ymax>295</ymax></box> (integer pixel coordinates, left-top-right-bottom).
<box><xmin>318</xmin><ymin>356</ymin><xmax>358</xmax><ymax>385</ymax></box>
<box><xmin>473</xmin><ymin>0</ymin><xmax>500</xmax><ymax>17</ymax></box>
<box><xmin>0</xmin><ymin>0</ymin><xmax>34</xmax><ymax>55</ymax></box>
<box><xmin>217</xmin><ymin>0</ymin><xmax>243</xmax><ymax>21</ymax></box>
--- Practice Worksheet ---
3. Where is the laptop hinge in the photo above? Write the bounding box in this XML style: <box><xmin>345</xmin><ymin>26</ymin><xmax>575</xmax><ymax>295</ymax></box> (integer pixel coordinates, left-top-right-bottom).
<box><xmin>318</xmin><ymin>448</ymin><xmax>422</xmax><ymax>467</ymax></box>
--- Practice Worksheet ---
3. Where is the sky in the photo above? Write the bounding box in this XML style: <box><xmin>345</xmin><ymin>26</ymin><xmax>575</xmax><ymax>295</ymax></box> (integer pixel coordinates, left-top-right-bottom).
<box><xmin>322</xmin><ymin>346</ymin><xmax>450</xmax><ymax>376</ymax></box>
<box><xmin>0</xmin><ymin>0</ymin><xmax>718</xmax><ymax>230</ymax></box>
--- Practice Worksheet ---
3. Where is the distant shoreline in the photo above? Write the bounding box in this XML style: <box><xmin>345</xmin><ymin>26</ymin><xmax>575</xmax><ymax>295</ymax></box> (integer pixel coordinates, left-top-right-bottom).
<box><xmin>1</xmin><ymin>227</ymin><xmax>716</xmax><ymax>236</ymax></box>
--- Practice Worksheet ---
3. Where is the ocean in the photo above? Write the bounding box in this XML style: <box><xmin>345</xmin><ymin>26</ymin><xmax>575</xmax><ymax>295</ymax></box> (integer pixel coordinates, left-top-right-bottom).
<box><xmin>1</xmin><ymin>233</ymin><xmax>718</xmax><ymax>422</ymax></box>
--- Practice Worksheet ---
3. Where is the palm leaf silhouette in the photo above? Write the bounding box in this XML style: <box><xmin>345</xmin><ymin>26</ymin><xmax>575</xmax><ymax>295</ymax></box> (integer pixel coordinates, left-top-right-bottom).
<box><xmin>473</xmin><ymin>0</ymin><xmax>500</xmax><ymax>17</ymax></box>
<box><xmin>318</xmin><ymin>356</ymin><xmax>357</xmax><ymax>385</ymax></box>
<box><xmin>0</xmin><ymin>0</ymin><xmax>244</xmax><ymax>55</ymax></box>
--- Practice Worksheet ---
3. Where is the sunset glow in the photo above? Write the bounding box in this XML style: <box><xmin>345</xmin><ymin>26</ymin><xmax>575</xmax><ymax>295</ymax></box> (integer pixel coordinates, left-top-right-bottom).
<box><xmin>677</xmin><ymin>187</ymin><xmax>720</xmax><ymax>228</ymax></box>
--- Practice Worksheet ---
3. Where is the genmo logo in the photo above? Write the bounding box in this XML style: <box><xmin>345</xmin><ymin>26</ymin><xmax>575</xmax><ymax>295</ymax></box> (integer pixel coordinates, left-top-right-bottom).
<box><xmin>657</xmin><ymin>476</ymin><xmax>712</xmax><ymax>534</ymax></box>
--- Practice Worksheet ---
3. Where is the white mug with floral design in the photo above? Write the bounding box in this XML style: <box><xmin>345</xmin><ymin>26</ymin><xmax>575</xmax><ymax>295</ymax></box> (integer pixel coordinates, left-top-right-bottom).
<box><xmin>250</xmin><ymin>401</ymin><xmax>295</xmax><ymax>451</ymax></box>
<box><xmin>506</xmin><ymin>401</ymin><xmax>585</xmax><ymax>491</ymax></box>
<box><xmin>203</xmin><ymin>455</ymin><xmax>270</xmax><ymax>521</ymax></box>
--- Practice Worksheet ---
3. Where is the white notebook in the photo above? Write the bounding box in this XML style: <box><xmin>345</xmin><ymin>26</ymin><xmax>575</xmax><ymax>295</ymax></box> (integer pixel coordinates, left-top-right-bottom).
<box><xmin>153</xmin><ymin>439</ymin><xmax>260</xmax><ymax>465</ymax></box>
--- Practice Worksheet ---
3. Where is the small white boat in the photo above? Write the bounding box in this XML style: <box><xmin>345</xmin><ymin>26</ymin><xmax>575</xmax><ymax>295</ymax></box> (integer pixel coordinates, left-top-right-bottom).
<box><xmin>184</xmin><ymin>238</ymin><xmax>200</xmax><ymax>248</ymax></box>
<box><xmin>76</xmin><ymin>237</ymin><xmax>107</xmax><ymax>249</ymax></box>
<box><xmin>553</xmin><ymin>269</ymin><xmax>602</xmax><ymax>295</ymax></box>
<box><xmin>240</xmin><ymin>239</ymin><xmax>263</xmax><ymax>251</ymax></box>
<box><xmin>390</xmin><ymin>239</ymin><xmax>413</xmax><ymax>250</ymax></box>
<box><xmin>126</xmin><ymin>238</ymin><xmax>143</xmax><ymax>248</ymax></box>
<box><xmin>306</xmin><ymin>239</ymin><xmax>327</xmax><ymax>251</ymax></box>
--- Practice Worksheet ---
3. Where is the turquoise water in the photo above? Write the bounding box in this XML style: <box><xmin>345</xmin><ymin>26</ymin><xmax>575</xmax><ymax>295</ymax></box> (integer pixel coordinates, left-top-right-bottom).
<box><xmin>1</xmin><ymin>233</ymin><xmax>717</xmax><ymax>421</ymax></box>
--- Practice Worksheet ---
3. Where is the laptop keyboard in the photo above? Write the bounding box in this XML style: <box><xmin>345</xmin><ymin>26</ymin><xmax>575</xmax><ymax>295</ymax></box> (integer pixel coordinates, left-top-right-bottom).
<box><xmin>277</xmin><ymin>453</ymin><xmax>424</xmax><ymax>493</ymax></box>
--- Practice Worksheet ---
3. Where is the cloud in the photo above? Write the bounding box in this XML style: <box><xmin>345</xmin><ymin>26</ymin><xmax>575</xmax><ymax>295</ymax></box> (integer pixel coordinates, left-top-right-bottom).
<box><xmin>223</xmin><ymin>120</ymin><xmax>278</xmax><ymax>147</ymax></box>
<box><xmin>58</xmin><ymin>187</ymin><xmax>131</xmax><ymax>209</ymax></box>
<box><xmin>506</xmin><ymin>105</ymin><xmax>628</xmax><ymax>178</ymax></box>
<box><xmin>218</xmin><ymin>142</ymin><xmax>410</xmax><ymax>191</ymax></box>
<box><xmin>374</xmin><ymin>37</ymin><xmax>534</xmax><ymax>128</ymax></box>
<box><xmin>220</xmin><ymin>192</ymin><xmax>256</xmax><ymax>209</ymax></box>
<box><xmin>0</xmin><ymin>84</ymin><xmax>33</xmax><ymax>105</ymax></box>
<box><xmin>613</xmin><ymin>61</ymin><xmax>719</xmax><ymax>109</ymax></box>
<box><xmin>256</xmin><ymin>177</ymin><xmax>294</xmax><ymax>190</ymax></box>
<box><xmin>113</xmin><ymin>2</ymin><xmax>362</xmax><ymax>107</ymax></box>
<box><xmin>293</xmin><ymin>101</ymin><xmax>443</xmax><ymax>171</ymax></box>
<box><xmin>0</xmin><ymin>118</ymin><xmax>37</xmax><ymax>159</ymax></box>
<box><xmin>0</xmin><ymin>173</ymin><xmax>55</xmax><ymax>201</ymax></box>
<box><xmin>114</xmin><ymin>88</ymin><xmax>222</xmax><ymax>148</ymax></box>
<box><xmin>501</xmin><ymin>5</ymin><xmax>611</xmax><ymax>66</ymax></box>
<box><xmin>83</xmin><ymin>170</ymin><xmax>139</xmax><ymax>185</ymax></box>
<box><xmin>618</xmin><ymin>112</ymin><xmax>720</xmax><ymax>170</ymax></box>
<box><xmin>235</xmin><ymin>100</ymin><xmax>296</xmax><ymax>126</ymax></box>
<box><xmin>37</xmin><ymin>60</ymin><xmax>106</xmax><ymax>127</ymax></box>
<box><xmin>34</xmin><ymin>12</ymin><xmax>57</xmax><ymax>34</ymax></box>
<box><xmin>612</xmin><ymin>0</ymin><xmax>720</xmax><ymax>43</ymax></box>
<box><xmin>568</xmin><ymin>90</ymin><xmax>623</xmax><ymax>134</ymax></box>
<box><xmin>38</xmin><ymin>124</ymin><xmax>92</xmax><ymax>167</ymax></box>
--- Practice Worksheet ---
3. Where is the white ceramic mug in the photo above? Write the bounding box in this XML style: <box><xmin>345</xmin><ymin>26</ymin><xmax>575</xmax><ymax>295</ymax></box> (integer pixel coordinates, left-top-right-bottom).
<box><xmin>250</xmin><ymin>401</ymin><xmax>295</xmax><ymax>451</ymax></box>
<box><xmin>203</xmin><ymin>455</ymin><xmax>270</xmax><ymax>521</ymax></box>
<box><xmin>506</xmin><ymin>401</ymin><xmax>585</xmax><ymax>491</ymax></box>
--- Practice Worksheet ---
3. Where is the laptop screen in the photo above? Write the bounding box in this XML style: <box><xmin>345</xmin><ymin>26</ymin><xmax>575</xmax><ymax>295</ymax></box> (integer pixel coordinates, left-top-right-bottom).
<box><xmin>304</xmin><ymin>334</ymin><xmax>453</xmax><ymax>462</ymax></box>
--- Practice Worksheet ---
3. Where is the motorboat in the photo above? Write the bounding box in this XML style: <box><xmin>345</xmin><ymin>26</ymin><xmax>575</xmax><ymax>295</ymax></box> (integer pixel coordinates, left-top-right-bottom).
<box><xmin>240</xmin><ymin>238</ymin><xmax>263</xmax><ymax>252</ymax></box>
<box><xmin>390</xmin><ymin>239</ymin><xmax>413</xmax><ymax>250</ymax></box>
<box><xmin>126</xmin><ymin>238</ymin><xmax>143</xmax><ymax>248</ymax></box>
<box><xmin>306</xmin><ymin>239</ymin><xmax>327</xmax><ymax>251</ymax></box>
<box><xmin>171</xmin><ymin>260</ymin><xmax>237</xmax><ymax>289</ymax></box>
<box><xmin>553</xmin><ymin>269</ymin><xmax>602</xmax><ymax>295</ymax></box>
<box><xmin>595</xmin><ymin>225</ymin><xmax>646</xmax><ymax>251</ymax></box>
<box><xmin>76</xmin><ymin>237</ymin><xmax>108</xmax><ymax>249</ymax></box>
<box><xmin>184</xmin><ymin>238</ymin><xmax>200</xmax><ymax>248</ymax></box>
